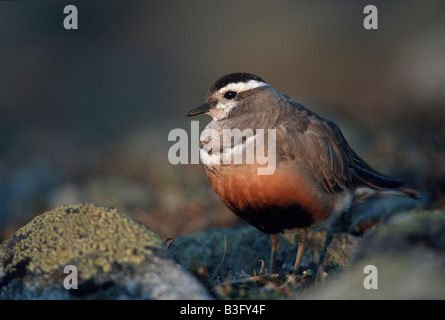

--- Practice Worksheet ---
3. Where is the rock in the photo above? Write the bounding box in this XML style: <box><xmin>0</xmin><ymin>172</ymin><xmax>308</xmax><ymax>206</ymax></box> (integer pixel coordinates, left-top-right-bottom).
<box><xmin>0</xmin><ymin>203</ymin><xmax>211</xmax><ymax>299</ymax></box>
<box><xmin>171</xmin><ymin>225</ymin><xmax>359</xmax><ymax>280</ymax></box>
<box><xmin>304</xmin><ymin>210</ymin><xmax>445</xmax><ymax>299</ymax></box>
<box><xmin>345</xmin><ymin>196</ymin><xmax>424</xmax><ymax>235</ymax></box>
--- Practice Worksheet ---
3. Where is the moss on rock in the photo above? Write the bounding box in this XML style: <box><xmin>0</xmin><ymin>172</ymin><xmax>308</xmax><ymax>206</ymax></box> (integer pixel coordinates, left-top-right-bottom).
<box><xmin>0</xmin><ymin>203</ymin><xmax>211</xmax><ymax>299</ymax></box>
<box><xmin>0</xmin><ymin>203</ymin><xmax>164</xmax><ymax>280</ymax></box>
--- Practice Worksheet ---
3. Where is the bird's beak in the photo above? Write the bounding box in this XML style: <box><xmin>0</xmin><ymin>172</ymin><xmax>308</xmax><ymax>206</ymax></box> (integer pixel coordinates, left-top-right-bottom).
<box><xmin>187</xmin><ymin>103</ymin><xmax>211</xmax><ymax>117</ymax></box>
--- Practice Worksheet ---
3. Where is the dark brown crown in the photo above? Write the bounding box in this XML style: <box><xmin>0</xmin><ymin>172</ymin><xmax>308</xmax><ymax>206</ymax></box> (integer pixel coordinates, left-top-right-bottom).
<box><xmin>209</xmin><ymin>73</ymin><xmax>265</xmax><ymax>94</ymax></box>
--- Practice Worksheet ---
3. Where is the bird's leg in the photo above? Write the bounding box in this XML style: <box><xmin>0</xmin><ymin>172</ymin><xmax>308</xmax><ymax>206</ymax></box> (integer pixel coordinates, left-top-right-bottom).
<box><xmin>293</xmin><ymin>228</ymin><xmax>308</xmax><ymax>273</ymax></box>
<box><xmin>318</xmin><ymin>229</ymin><xmax>334</xmax><ymax>273</ymax></box>
<box><xmin>269</xmin><ymin>233</ymin><xmax>280</xmax><ymax>273</ymax></box>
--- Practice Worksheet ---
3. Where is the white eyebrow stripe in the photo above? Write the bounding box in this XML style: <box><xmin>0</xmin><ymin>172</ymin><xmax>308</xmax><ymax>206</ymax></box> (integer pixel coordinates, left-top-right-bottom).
<box><xmin>217</xmin><ymin>80</ymin><xmax>269</xmax><ymax>94</ymax></box>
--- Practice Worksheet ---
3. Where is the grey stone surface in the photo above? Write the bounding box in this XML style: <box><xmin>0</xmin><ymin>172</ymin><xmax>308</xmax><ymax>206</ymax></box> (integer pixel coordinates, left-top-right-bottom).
<box><xmin>304</xmin><ymin>210</ymin><xmax>445</xmax><ymax>299</ymax></box>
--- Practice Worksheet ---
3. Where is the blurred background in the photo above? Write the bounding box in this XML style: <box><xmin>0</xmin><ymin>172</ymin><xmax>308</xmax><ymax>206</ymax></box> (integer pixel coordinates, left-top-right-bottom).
<box><xmin>1</xmin><ymin>0</ymin><xmax>444</xmax><ymax>242</ymax></box>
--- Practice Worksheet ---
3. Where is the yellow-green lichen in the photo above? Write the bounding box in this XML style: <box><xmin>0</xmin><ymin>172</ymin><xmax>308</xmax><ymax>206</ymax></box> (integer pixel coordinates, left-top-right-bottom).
<box><xmin>0</xmin><ymin>203</ymin><xmax>164</xmax><ymax>280</ymax></box>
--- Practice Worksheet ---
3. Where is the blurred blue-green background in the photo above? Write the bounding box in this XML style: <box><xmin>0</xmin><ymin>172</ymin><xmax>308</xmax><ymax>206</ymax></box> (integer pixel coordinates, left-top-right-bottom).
<box><xmin>1</xmin><ymin>1</ymin><xmax>444</xmax><ymax>241</ymax></box>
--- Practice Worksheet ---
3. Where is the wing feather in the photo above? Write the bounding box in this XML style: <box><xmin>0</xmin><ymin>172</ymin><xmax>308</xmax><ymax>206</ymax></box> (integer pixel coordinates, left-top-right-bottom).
<box><xmin>275</xmin><ymin>101</ymin><xmax>404</xmax><ymax>193</ymax></box>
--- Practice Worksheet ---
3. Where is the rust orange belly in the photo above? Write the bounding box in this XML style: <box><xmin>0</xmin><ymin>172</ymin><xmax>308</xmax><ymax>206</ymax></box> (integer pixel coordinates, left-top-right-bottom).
<box><xmin>206</xmin><ymin>164</ymin><xmax>333</xmax><ymax>234</ymax></box>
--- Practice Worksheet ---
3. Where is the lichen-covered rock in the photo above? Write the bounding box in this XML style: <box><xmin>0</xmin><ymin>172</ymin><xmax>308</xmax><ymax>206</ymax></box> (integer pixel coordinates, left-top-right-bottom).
<box><xmin>0</xmin><ymin>203</ymin><xmax>211</xmax><ymax>299</ymax></box>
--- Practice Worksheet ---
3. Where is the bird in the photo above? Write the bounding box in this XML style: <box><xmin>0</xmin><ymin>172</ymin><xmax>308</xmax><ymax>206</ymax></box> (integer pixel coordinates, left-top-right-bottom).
<box><xmin>187</xmin><ymin>72</ymin><xmax>419</xmax><ymax>274</ymax></box>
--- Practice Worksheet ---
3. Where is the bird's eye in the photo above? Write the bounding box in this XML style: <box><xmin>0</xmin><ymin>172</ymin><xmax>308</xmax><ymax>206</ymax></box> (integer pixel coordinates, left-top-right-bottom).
<box><xmin>224</xmin><ymin>91</ymin><xmax>237</xmax><ymax>100</ymax></box>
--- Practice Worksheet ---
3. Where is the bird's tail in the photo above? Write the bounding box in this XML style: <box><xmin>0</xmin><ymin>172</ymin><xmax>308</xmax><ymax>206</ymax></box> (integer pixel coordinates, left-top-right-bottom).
<box><xmin>350</xmin><ymin>150</ymin><xmax>421</xmax><ymax>202</ymax></box>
